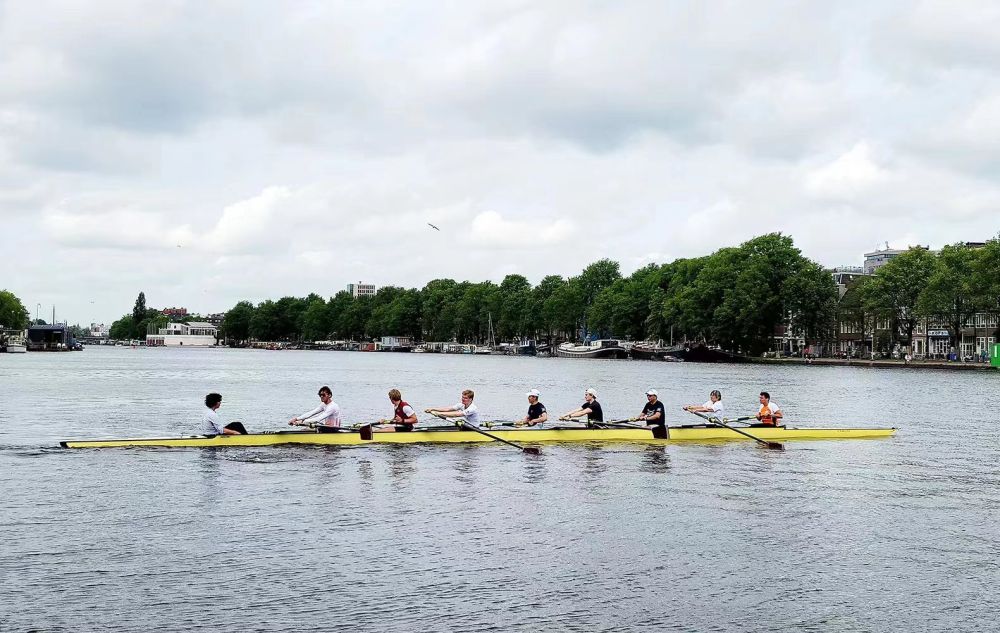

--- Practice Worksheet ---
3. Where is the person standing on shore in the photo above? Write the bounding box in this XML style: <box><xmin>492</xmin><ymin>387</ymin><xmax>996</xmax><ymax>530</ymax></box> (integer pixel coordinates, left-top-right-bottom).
<box><xmin>683</xmin><ymin>390</ymin><xmax>725</xmax><ymax>420</ymax></box>
<box><xmin>755</xmin><ymin>392</ymin><xmax>783</xmax><ymax>427</ymax></box>
<box><xmin>288</xmin><ymin>386</ymin><xmax>342</xmax><ymax>432</ymax></box>
<box><xmin>426</xmin><ymin>389</ymin><xmax>481</xmax><ymax>426</ymax></box>
<box><xmin>376</xmin><ymin>388</ymin><xmax>419</xmax><ymax>432</ymax></box>
<box><xmin>522</xmin><ymin>389</ymin><xmax>548</xmax><ymax>426</ymax></box>
<box><xmin>202</xmin><ymin>393</ymin><xmax>248</xmax><ymax>435</ymax></box>
<box><xmin>560</xmin><ymin>388</ymin><xmax>604</xmax><ymax>424</ymax></box>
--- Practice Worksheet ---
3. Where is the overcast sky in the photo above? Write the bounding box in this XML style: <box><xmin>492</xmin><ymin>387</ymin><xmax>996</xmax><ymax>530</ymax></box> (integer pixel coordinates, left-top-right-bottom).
<box><xmin>2</xmin><ymin>1</ymin><xmax>1000</xmax><ymax>325</ymax></box>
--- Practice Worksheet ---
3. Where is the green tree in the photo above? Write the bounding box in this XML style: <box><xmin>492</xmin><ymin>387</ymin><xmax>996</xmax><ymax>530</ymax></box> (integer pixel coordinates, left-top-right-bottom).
<box><xmin>530</xmin><ymin>275</ymin><xmax>566</xmax><ymax>340</ymax></box>
<box><xmin>109</xmin><ymin>315</ymin><xmax>135</xmax><ymax>340</ymax></box>
<box><xmin>222</xmin><ymin>301</ymin><xmax>255</xmax><ymax>344</ymax></box>
<box><xmin>454</xmin><ymin>282</ymin><xmax>498</xmax><ymax>343</ymax></box>
<box><xmin>917</xmin><ymin>244</ymin><xmax>980</xmax><ymax>355</ymax></box>
<box><xmin>274</xmin><ymin>296</ymin><xmax>308</xmax><ymax>340</ymax></box>
<box><xmin>420</xmin><ymin>279</ymin><xmax>459</xmax><ymax>341</ymax></box>
<box><xmin>785</xmin><ymin>261</ymin><xmax>838</xmax><ymax>351</ymax></box>
<box><xmin>301</xmin><ymin>298</ymin><xmax>331</xmax><ymax>341</ymax></box>
<box><xmin>972</xmin><ymin>238</ymin><xmax>1000</xmax><ymax>340</ymax></box>
<box><xmin>0</xmin><ymin>290</ymin><xmax>29</xmax><ymax>329</ymax></box>
<box><xmin>327</xmin><ymin>291</ymin><xmax>355</xmax><ymax>339</ymax></box>
<box><xmin>838</xmin><ymin>280</ymin><xmax>874</xmax><ymax>356</ymax></box>
<box><xmin>250</xmin><ymin>300</ymin><xmax>280</xmax><ymax>341</ymax></box>
<box><xmin>383</xmin><ymin>288</ymin><xmax>423</xmax><ymax>339</ymax></box>
<box><xmin>656</xmin><ymin>257</ymin><xmax>709</xmax><ymax>343</ymax></box>
<box><xmin>496</xmin><ymin>274</ymin><xmax>532</xmax><ymax>341</ymax></box>
<box><xmin>132</xmin><ymin>292</ymin><xmax>146</xmax><ymax>324</ymax></box>
<box><xmin>576</xmin><ymin>259</ymin><xmax>621</xmax><ymax>337</ymax></box>
<box><xmin>343</xmin><ymin>295</ymin><xmax>373</xmax><ymax>339</ymax></box>
<box><xmin>863</xmin><ymin>247</ymin><xmax>937</xmax><ymax>351</ymax></box>
<box><xmin>135</xmin><ymin>308</ymin><xmax>165</xmax><ymax>339</ymax></box>
<box><xmin>543</xmin><ymin>282</ymin><xmax>584</xmax><ymax>339</ymax></box>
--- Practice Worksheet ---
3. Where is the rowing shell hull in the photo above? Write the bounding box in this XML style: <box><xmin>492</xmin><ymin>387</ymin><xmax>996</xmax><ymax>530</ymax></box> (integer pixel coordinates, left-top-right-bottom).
<box><xmin>60</xmin><ymin>426</ymin><xmax>897</xmax><ymax>449</ymax></box>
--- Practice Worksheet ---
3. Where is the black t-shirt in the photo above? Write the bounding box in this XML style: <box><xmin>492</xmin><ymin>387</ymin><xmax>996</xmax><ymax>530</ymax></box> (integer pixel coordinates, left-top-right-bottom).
<box><xmin>642</xmin><ymin>400</ymin><xmax>666</xmax><ymax>425</ymax></box>
<box><xmin>527</xmin><ymin>402</ymin><xmax>546</xmax><ymax>421</ymax></box>
<box><xmin>582</xmin><ymin>400</ymin><xmax>604</xmax><ymax>422</ymax></box>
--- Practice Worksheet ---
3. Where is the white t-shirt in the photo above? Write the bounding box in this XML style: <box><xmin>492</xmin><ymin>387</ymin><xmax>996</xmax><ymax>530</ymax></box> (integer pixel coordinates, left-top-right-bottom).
<box><xmin>702</xmin><ymin>400</ymin><xmax>725</xmax><ymax>419</ymax></box>
<box><xmin>452</xmin><ymin>402</ymin><xmax>480</xmax><ymax>426</ymax></box>
<box><xmin>300</xmin><ymin>401</ymin><xmax>342</xmax><ymax>427</ymax></box>
<box><xmin>203</xmin><ymin>408</ymin><xmax>224</xmax><ymax>435</ymax></box>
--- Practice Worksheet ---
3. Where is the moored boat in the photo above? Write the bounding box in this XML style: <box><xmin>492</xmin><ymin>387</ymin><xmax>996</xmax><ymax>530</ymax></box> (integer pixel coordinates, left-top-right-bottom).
<box><xmin>60</xmin><ymin>424</ymin><xmax>897</xmax><ymax>449</ymax></box>
<box><xmin>2</xmin><ymin>335</ymin><xmax>27</xmax><ymax>353</ymax></box>
<box><xmin>555</xmin><ymin>339</ymin><xmax>629</xmax><ymax>359</ymax></box>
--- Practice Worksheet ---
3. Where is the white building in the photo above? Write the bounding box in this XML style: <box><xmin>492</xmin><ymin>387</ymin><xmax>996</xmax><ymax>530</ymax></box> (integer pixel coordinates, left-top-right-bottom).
<box><xmin>863</xmin><ymin>247</ymin><xmax>906</xmax><ymax>274</ymax></box>
<box><xmin>89</xmin><ymin>323</ymin><xmax>109</xmax><ymax>338</ymax></box>
<box><xmin>146</xmin><ymin>321</ymin><xmax>218</xmax><ymax>347</ymax></box>
<box><xmin>347</xmin><ymin>282</ymin><xmax>377</xmax><ymax>298</ymax></box>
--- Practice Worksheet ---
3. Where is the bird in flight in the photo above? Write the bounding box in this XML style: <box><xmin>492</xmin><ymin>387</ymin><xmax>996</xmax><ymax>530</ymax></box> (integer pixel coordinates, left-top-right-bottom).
<box><xmin>427</xmin><ymin>223</ymin><xmax>440</xmax><ymax>231</ymax></box>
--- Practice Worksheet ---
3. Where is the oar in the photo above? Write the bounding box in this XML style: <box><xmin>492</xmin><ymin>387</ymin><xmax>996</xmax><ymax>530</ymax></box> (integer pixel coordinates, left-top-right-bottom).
<box><xmin>432</xmin><ymin>413</ymin><xmax>540</xmax><ymax>455</ymax></box>
<box><xmin>687</xmin><ymin>410</ymin><xmax>783</xmax><ymax>450</ymax></box>
<box><xmin>720</xmin><ymin>416</ymin><xmax>756</xmax><ymax>426</ymax></box>
<box><xmin>598</xmin><ymin>418</ymin><xmax>644</xmax><ymax>428</ymax></box>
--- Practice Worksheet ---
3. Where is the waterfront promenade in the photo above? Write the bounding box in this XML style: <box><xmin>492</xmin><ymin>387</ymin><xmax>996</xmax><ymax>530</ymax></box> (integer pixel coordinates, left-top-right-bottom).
<box><xmin>757</xmin><ymin>356</ymin><xmax>998</xmax><ymax>371</ymax></box>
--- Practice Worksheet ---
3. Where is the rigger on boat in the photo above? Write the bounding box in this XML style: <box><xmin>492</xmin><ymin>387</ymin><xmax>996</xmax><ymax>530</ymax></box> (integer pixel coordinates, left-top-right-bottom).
<box><xmin>59</xmin><ymin>386</ymin><xmax>897</xmax><ymax>450</ymax></box>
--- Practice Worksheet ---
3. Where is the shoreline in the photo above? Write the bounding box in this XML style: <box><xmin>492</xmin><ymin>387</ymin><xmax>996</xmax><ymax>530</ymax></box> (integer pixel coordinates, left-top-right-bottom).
<box><xmin>752</xmin><ymin>357</ymin><xmax>998</xmax><ymax>371</ymax></box>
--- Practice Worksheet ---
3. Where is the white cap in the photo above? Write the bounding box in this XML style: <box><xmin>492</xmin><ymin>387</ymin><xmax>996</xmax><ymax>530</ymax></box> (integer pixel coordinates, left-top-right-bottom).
<box><xmin>526</xmin><ymin>389</ymin><xmax>541</xmax><ymax>398</ymax></box>
<box><xmin>585</xmin><ymin>388</ymin><xmax>598</xmax><ymax>397</ymax></box>
<box><xmin>646</xmin><ymin>389</ymin><xmax>658</xmax><ymax>396</ymax></box>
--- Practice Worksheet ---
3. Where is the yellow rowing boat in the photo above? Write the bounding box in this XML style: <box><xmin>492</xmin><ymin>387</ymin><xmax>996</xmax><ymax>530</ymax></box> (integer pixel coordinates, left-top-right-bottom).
<box><xmin>60</xmin><ymin>424</ymin><xmax>897</xmax><ymax>449</ymax></box>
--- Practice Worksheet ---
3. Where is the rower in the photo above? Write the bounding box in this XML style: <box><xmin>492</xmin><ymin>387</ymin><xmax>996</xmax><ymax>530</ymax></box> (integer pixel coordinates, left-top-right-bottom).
<box><xmin>755</xmin><ymin>391</ymin><xmax>783</xmax><ymax>427</ymax></box>
<box><xmin>202</xmin><ymin>393</ymin><xmax>248</xmax><ymax>435</ymax></box>
<box><xmin>288</xmin><ymin>385</ymin><xmax>342</xmax><ymax>432</ymax></box>
<box><xmin>523</xmin><ymin>389</ymin><xmax>548</xmax><ymax>427</ymax></box>
<box><xmin>425</xmin><ymin>389</ymin><xmax>480</xmax><ymax>426</ymax></box>
<box><xmin>683</xmin><ymin>389</ymin><xmax>725</xmax><ymax>421</ymax></box>
<box><xmin>560</xmin><ymin>388</ymin><xmax>604</xmax><ymax>424</ymax></box>
<box><xmin>637</xmin><ymin>389</ymin><xmax>665</xmax><ymax>427</ymax></box>
<box><xmin>376</xmin><ymin>388</ymin><xmax>418</xmax><ymax>432</ymax></box>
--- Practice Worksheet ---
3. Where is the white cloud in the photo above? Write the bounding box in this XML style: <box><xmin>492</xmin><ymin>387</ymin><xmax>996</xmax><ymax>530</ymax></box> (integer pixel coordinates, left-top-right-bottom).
<box><xmin>41</xmin><ymin>197</ymin><xmax>194</xmax><ymax>250</ymax></box>
<box><xmin>469</xmin><ymin>210</ymin><xmax>576</xmax><ymax>248</ymax></box>
<box><xmin>4</xmin><ymin>1</ymin><xmax>1000</xmax><ymax>324</ymax></box>
<box><xmin>804</xmin><ymin>142</ymin><xmax>891</xmax><ymax>200</ymax></box>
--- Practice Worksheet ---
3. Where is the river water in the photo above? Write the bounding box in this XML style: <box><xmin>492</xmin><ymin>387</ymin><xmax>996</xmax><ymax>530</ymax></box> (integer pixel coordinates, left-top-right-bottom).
<box><xmin>0</xmin><ymin>347</ymin><xmax>996</xmax><ymax>632</ymax></box>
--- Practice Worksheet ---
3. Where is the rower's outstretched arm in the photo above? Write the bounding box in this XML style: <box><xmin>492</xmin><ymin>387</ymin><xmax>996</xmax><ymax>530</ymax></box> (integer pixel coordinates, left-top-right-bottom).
<box><xmin>426</xmin><ymin>407</ymin><xmax>463</xmax><ymax>419</ymax></box>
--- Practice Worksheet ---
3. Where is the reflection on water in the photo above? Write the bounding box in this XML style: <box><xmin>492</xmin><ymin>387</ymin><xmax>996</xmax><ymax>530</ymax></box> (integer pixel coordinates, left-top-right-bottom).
<box><xmin>579</xmin><ymin>444</ymin><xmax>608</xmax><ymax>480</ymax></box>
<box><xmin>520</xmin><ymin>450</ymin><xmax>546</xmax><ymax>484</ymax></box>
<box><xmin>1</xmin><ymin>347</ymin><xmax>997</xmax><ymax>631</ymax></box>
<box><xmin>386</xmin><ymin>446</ymin><xmax>416</xmax><ymax>483</ymax></box>
<box><xmin>356</xmin><ymin>456</ymin><xmax>375</xmax><ymax>482</ymax></box>
<box><xmin>638</xmin><ymin>445</ymin><xmax>671</xmax><ymax>474</ymax></box>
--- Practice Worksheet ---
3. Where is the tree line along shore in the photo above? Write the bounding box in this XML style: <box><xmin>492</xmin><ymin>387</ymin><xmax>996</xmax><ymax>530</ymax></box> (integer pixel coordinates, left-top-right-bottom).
<box><xmin>4</xmin><ymin>233</ymin><xmax>998</xmax><ymax>359</ymax></box>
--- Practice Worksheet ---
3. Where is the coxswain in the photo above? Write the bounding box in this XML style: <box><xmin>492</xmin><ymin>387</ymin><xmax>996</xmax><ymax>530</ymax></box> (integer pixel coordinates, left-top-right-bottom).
<box><xmin>560</xmin><ymin>388</ymin><xmax>604</xmax><ymax>424</ymax></box>
<box><xmin>755</xmin><ymin>391</ymin><xmax>783</xmax><ymax>427</ymax></box>
<box><xmin>637</xmin><ymin>389</ymin><xmax>665</xmax><ymax>427</ymax></box>
<box><xmin>522</xmin><ymin>389</ymin><xmax>548</xmax><ymax>427</ymax></box>
<box><xmin>683</xmin><ymin>389</ymin><xmax>725</xmax><ymax>420</ymax></box>
<box><xmin>202</xmin><ymin>393</ymin><xmax>248</xmax><ymax>435</ymax></box>
<box><xmin>425</xmin><ymin>389</ymin><xmax>480</xmax><ymax>426</ymax></box>
<box><xmin>288</xmin><ymin>385</ymin><xmax>342</xmax><ymax>432</ymax></box>
<box><xmin>375</xmin><ymin>388</ymin><xmax>418</xmax><ymax>432</ymax></box>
